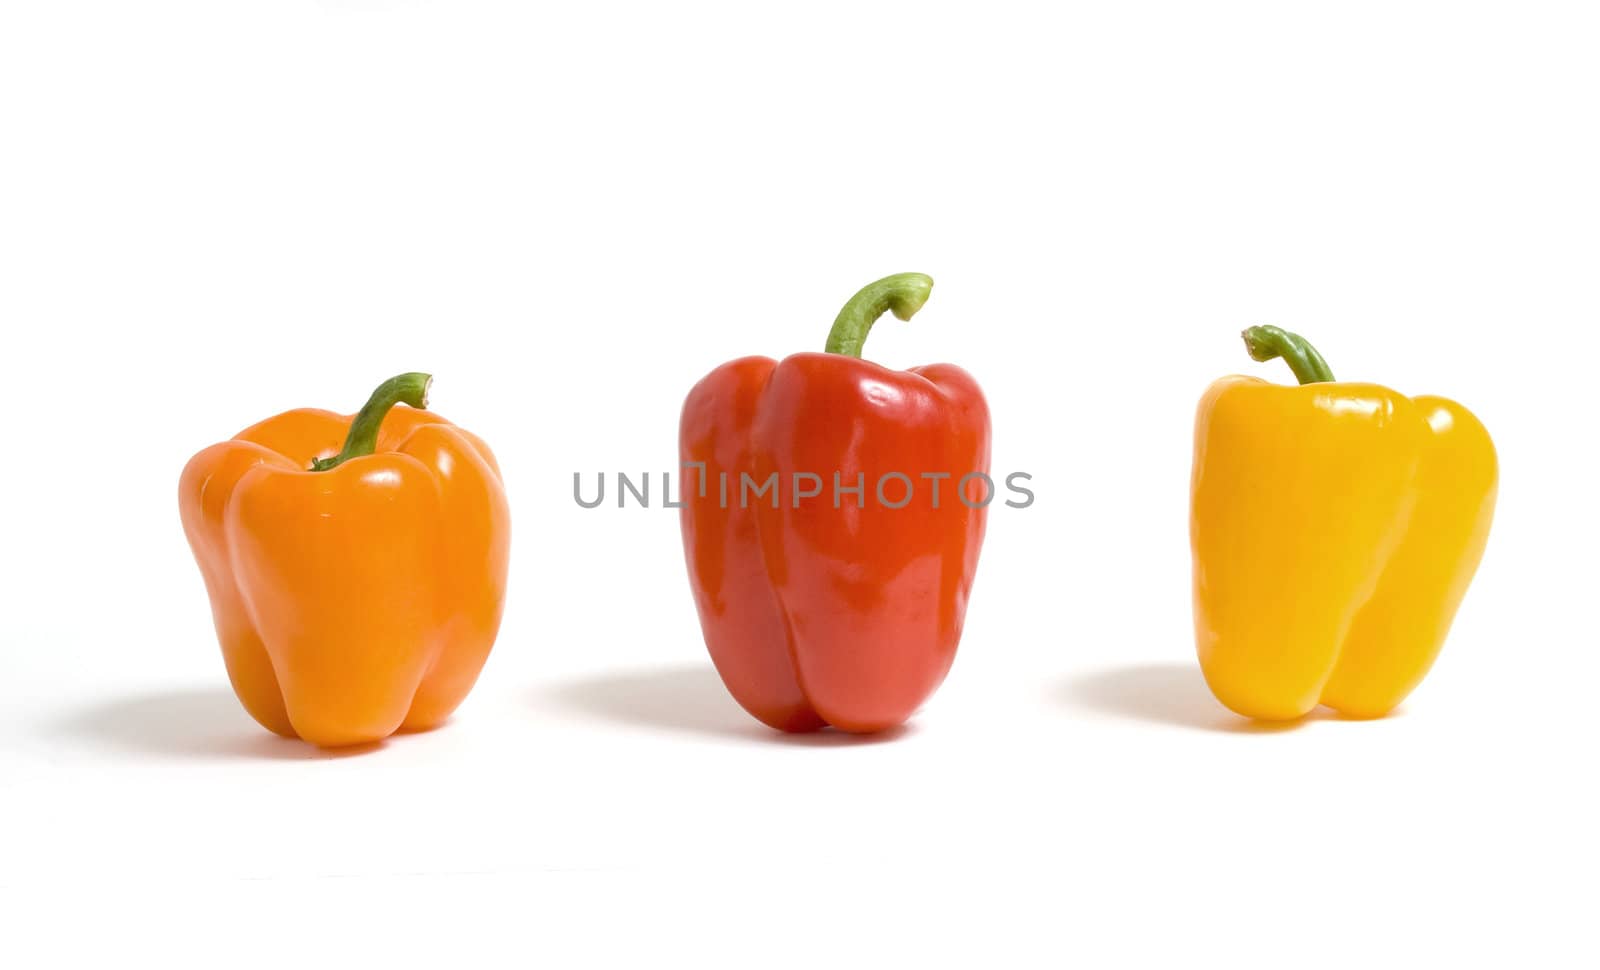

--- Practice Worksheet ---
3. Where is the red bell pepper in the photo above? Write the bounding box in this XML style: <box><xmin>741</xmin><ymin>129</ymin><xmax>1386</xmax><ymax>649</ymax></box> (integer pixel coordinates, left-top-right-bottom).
<box><xmin>679</xmin><ymin>273</ymin><xmax>991</xmax><ymax>733</ymax></box>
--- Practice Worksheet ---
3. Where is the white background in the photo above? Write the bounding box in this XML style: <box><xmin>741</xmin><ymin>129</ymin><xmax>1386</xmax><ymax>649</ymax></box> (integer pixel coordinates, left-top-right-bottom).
<box><xmin>3</xmin><ymin>1</ymin><xmax>1597</xmax><ymax>966</ymax></box>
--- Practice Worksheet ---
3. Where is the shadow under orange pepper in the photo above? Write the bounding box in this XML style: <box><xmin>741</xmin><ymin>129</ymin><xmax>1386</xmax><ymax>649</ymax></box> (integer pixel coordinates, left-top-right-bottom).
<box><xmin>179</xmin><ymin>373</ymin><xmax>511</xmax><ymax>747</ymax></box>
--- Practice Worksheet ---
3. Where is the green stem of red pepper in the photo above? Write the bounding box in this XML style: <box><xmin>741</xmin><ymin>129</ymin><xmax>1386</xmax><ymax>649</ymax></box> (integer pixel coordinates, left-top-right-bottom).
<box><xmin>310</xmin><ymin>372</ymin><xmax>433</xmax><ymax>472</ymax></box>
<box><xmin>823</xmin><ymin>273</ymin><xmax>935</xmax><ymax>358</ymax></box>
<box><xmin>1242</xmin><ymin>326</ymin><xmax>1336</xmax><ymax>385</ymax></box>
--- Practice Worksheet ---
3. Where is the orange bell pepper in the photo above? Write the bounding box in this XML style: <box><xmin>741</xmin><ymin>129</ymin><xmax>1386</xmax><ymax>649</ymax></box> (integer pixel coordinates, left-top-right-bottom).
<box><xmin>179</xmin><ymin>373</ymin><xmax>511</xmax><ymax>747</ymax></box>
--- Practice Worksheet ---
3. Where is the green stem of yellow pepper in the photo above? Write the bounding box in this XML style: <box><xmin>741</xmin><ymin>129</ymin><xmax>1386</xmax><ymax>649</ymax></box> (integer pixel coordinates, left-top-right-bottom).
<box><xmin>823</xmin><ymin>273</ymin><xmax>934</xmax><ymax>358</ymax></box>
<box><xmin>1242</xmin><ymin>326</ymin><xmax>1335</xmax><ymax>385</ymax></box>
<box><xmin>310</xmin><ymin>372</ymin><xmax>433</xmax><ymax>472</ymax></box>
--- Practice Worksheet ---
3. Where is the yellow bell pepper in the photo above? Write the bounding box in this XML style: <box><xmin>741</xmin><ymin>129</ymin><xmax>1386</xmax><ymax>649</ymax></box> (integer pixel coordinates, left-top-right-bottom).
<box><xmin>1190</xmin><ymin>326</ymin><xmax>1497</xmax><ymax>720</ymax></box>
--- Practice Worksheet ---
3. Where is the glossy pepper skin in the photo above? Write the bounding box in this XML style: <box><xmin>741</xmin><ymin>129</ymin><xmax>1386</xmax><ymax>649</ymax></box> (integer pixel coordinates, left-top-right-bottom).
<box><xmin>1191</xmin><ymin>327</ymin><xmax>1497</xmax><ymax>720</ymax></box>
<box><xmin>179</xmin><ymin>373</ymin><xmax>511</xmax><ymax>747</ymax></box>
<box><xmin>680</xmin><ymin>274</ymin><xmax>990</xmax><ymax>733</ymax></box>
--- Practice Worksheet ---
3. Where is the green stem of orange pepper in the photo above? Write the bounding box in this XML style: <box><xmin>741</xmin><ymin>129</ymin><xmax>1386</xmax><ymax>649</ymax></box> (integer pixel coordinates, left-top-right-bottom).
<box><xmin>310</xmin><ymin>372</ymin><xmax>432</xmax><ymax>472</ymax></box>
